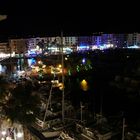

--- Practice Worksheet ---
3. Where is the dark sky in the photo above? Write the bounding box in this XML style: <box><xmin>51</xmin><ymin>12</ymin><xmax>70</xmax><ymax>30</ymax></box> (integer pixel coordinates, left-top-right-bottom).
<box><xmin>0</xmin><ymin>0</ymin><xmax>139</xmax><ymax>40</ymax></box>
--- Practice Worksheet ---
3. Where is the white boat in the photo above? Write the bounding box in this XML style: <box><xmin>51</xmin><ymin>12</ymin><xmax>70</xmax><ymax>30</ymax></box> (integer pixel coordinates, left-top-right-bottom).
<box><xmin>42</xmin><ymin>130</ymin><xmax>62</xmax><ymax>138</ymax></box>
<box><xmin>76</xmin><ymin>123</ymin><xmax>115</xmax><ymax>140</ymax></box>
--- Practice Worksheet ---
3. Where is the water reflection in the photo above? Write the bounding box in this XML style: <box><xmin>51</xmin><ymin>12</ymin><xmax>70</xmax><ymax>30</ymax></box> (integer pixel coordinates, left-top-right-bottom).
<box><xmin>80</xmin><ymin>79</ymin><xmax>88</xmax><ymax>91</ymax></box>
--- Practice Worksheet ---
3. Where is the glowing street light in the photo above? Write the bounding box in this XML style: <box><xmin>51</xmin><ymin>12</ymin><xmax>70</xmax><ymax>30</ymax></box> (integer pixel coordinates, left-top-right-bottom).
<box><xmin>58</xmin><ymin>64</ymin><xmax>62</xmax><ymax>68</ymax></box>
<box><xmin>38</xmin><ymin>60</ymin><xmax>42</xmax><ymax>65</ymax></box>
<box><xmin>42</xmin><ymin>65</ymin><xmax>46</xmax><ymax>68</ymax></box>
<box><xmin>16</xmin><ymin>132</ymin><xmax>23</xmax><ymax>138</ymax></box>
<box><xmin>82</xmin><ymin>58</ymin><xmax>86</xmax><ymax>64</ymax></box>
<box><xmin>1</xmin><ymin>130</ymin><xmax>6</xmax><ymax>136</ymax></box>
<box><xmin>59</xmin><ymin>83</ymin><xmax>64</xmax><ymax>90</ymax></box>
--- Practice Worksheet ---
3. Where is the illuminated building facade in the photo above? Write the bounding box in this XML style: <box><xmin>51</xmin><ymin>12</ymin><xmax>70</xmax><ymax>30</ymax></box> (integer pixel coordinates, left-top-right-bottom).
<box><xmin>92</xmin><ymin>35</ymin><xmax>102</xmax><ymax>46</ymax></box>
<box><xmin>9</xmin><ymin>39</ymin><xmax>27</xmax><ymax>54</ymax></box>
<box><xmin>0</xmin><ymin>42</ymin><xmax>9</xmax><ymax>53</ymax></box>
<box><xmin>63</xmin><ymin>37</ymin><xmax>77</xmax><ymax>46</ymax></box>
<box><xmin>77</xmin><ymin>36</ymin><xmax>92</xmax><ymax>51</ymax></box>
<box><xmin>0</xmin><ymin>34</ymin><xmax>137</xmax><ymax>58</ymax></box>
<box><xmin>77</xmin><ymin>36</ymin><xmax>92</xmax><ymax>46</ymax></box>
<box><xmin>0</xmin><ymin>42</ymin><xmax>10</xmax><ymax>61</ymax></box>
<box><xmin>1</xmin><ymin>34</ymin><xmax>139</xmax><ymax>75</ymax></box>
<box><xmin>26</xmin><ymin>38</ymin><xmax>36</xmax><ymax>50</ymax></box>
<box><xmin>127</xmin><ymin>33</ymin><xmax>140</xmax><ymax>47</ymax></box>
<box><xmin>113</xmin><ymin>34</ymin><xmax>127</xmax><ymax>48</ymax></box>
<box><xmin>101</xmin><ymin>34</ymin><xmax>114</xmax><ymax>44</ymax></box>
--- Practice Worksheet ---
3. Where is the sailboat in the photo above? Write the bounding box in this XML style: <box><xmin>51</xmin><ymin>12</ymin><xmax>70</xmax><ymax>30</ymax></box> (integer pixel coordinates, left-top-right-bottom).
<box><xmin>34</xmin><ymin>32</ymin><xmax>69</xmax><ymax>139</ymax></box>
<box><xmin>75</xmin><ymin>96</ymin><xmax>120</xmax><ymax>140</ymax></box>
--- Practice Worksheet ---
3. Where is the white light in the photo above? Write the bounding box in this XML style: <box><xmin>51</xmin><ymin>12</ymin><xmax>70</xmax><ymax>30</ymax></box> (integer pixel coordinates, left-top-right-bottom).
<box><xmin>92</xmin><ymin>45</ymin><xmax>98</xmax><ymax>50</ymax></box>
<box><xmin>28</xmin><ymin>58</ymin><xmax>33</xmax><ymax>66</ymax></box>
<box><xmin>65</xmin><ymin>57</ymin><xmax>68</xmax><ymax>60</ymax></box>
<box><xmin>17</xmin><ymin>132</ymin><xmax>23</xmax><ymax>138</ymax></box>
<box><xmin>0</xmin><ymin>53</ymin><xmax>10</xmax><ymax>58</ymax></box>
<box><xmin>82</xmin><ymin>58</ymin><xmax>86</xmax><ymax>64</ymax></box>
<box><xmin>58</xmin><ymin>64</ymin><xmax>62</xmax><ymax>68</ymax></box>
<box><xmin>106</xmin><ymin>44</ymin><xmax>110</xmax><ymax>47</ymax></box>
<box><xmin>1</xmin><ymin>130</ymin><xmax>6</xmax><ymax>135</ymax></box>
<box><xmin>51</xmin><ymin>80</ymin><xmax>59</xmax><ymax>84</ymax></box>
<box><xmin>38</xmin><ymin>60</ymin><xmax>42</xmax><ymax>64</ymax></box>
<box><xmin>0</xmin><ymin>64</ymin><xmax>2</xmax><ymax>72</ymax></box>
<box><xmin>6</xmin><ymin>137</ymin><xmax>11</xmax><ymax>140</ymax></box>
<box><xmin>127</xmin><ymin>45</ymin><xmax>139</xmax><ymax>48</ymax></box>
<box><xmin>36</xmin><ymin>45</ymin><xmax>40</xmax><ymax>50</ymax></box>
<box><xmin>42</xmin><ymin>65</ymin><xmax>46</xmax><ymax>68</ymax></box>
<box><xmin>11</xmin><ymin>52</ymin><xmax>15</xmax><ymax>57</ymax></box>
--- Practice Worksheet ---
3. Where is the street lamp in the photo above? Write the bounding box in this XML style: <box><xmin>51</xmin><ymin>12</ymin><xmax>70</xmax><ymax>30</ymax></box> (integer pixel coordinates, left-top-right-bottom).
<box><xmin>16</xmin><ymin>132</ymin><xmax>23</xmax><ymax>138</ymax></box>
<box><xmin>82</xmin><ymin>58</ymin><xmax>86</xmax><ymax>64</ymax></box>
<box><xmin>14</xmin><ymin>128</ymin><xmax>24</xmax><ymax>140</ymax></box>
<box><xmin>1</xmin><ymin>130</ymin><xmax>6</xmax><ymax>136</ymax></box>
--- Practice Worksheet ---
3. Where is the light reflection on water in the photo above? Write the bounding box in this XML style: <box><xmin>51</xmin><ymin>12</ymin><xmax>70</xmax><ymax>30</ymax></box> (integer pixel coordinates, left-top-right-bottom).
<box><xmin>80</xmin><ymin>79</ymin><xmax>89</xmax><ymax>91</ymax></box>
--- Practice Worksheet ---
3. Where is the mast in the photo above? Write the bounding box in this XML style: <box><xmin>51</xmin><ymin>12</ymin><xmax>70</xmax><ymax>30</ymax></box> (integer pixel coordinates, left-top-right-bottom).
<box><xmin>61</xmin><ymin>31</ymin><xmax>65</xmax><ymax>123</ymax></box>
<box><xmin>43</xmin><ymin>74</ymin><xmax>56</xmax><ymax>127</ymax></box>
<box><xmin>80</xmin><ymin>102</ymin><xmax>84</xmax><ymax>122</ymax></box>
<box><xmin>42</xmin><ymin>31</ymin><xmax>65</xmax><ymax>127</ymax></box>
<box><xmin>98</xmin><ymin>95</ymin><xmax>103</xmax><ymax>124</ymax></box>
<box><xmin>122</xmin><ymin>117</ymin><xmax>125</xmax><ymax>140</ymax></box>
<box><xmin>100</xmin><ymin>95</ymin><xmax>103</xmax><ymax>117</ymax></box>
<box><xmin>43</xmin><ymin>82</ymin><xmax>53</xmax><ymax>127</ymax></box>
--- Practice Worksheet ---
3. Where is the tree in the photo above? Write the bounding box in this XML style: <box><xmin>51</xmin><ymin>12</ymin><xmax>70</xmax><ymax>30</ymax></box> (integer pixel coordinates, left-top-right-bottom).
<box><xmin>0</xmin><ymin>75</ymin><xmax>11</xmax><ymax>108</ymax></box>
<box><xmin>2</xmin><ymin>80</ymin><xmax>41</xmax><ymax>125</ymax></box>
<box><xmin>0</xmin><ymin>77</ymin><xmax>41</xmax><ymax>139</ymax></box>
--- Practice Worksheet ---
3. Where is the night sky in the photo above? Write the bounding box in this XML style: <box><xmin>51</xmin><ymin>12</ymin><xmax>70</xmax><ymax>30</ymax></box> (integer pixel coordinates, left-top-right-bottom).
<box><xmin>0</xmin><ymin>0</ymin><xmax>139</xmax><ymax>40</ymax></box>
